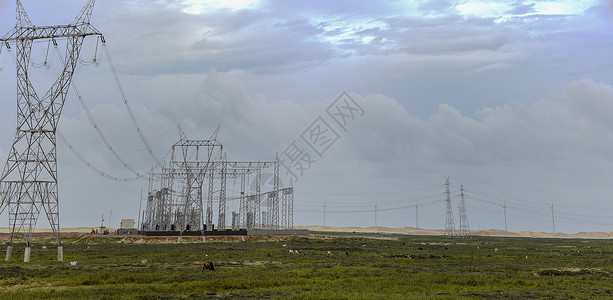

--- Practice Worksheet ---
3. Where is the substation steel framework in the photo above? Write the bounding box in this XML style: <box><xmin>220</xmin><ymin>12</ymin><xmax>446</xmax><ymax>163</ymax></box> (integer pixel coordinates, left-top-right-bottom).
<box><xmin>143</xmin><ymin>128</ymin><xmax>223</xmax><ymax>238</ymax></box>
<box><xmin>0</xmin><ymin>0</ymin><xmax>103</xmax><ymax>262</ymax></box>
<box><xmin>142</xmin><ymin>132</ymin><xmax>294</xmax><ymax>237</ymax></box>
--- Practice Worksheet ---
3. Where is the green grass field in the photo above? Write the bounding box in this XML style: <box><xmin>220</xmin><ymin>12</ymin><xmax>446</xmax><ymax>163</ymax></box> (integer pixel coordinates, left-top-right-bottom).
<box><xmin>1</xmin><ymin>232</ymin><xmax>613</xmax><ymax>299</ymax></box>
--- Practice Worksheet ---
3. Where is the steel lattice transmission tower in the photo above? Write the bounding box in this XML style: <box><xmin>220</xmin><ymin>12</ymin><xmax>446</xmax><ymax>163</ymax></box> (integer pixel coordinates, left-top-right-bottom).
<box><xmin>0</xmin><ymin>0</ymin><xmax>103</xmax><ymax>262</ymax></box>
<box><xmin>444</xmin><ymin>177</ymin><xmax>455</xmax><ymax>237</ymax></box>
<box><xmin>458</xmin><ymin>184</ymin><xmax>470</xmax><ymax>238</ymax></box>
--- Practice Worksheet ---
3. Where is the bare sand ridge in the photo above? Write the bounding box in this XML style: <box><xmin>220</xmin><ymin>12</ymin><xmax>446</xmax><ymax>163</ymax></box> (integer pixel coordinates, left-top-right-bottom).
<box><xmin>2</xmin><ymin>226</ymin><xmax>613</xmax><ymax>239</ymax></box>
<box><xmin>0</xmin><ymin>227</ymin><xmax>100</xmax><ymax>234</ymax></box>
<box><xmin>296</xmin><ymin>226</ymin><xmax>613</xmax><ymax>239</ymax></box>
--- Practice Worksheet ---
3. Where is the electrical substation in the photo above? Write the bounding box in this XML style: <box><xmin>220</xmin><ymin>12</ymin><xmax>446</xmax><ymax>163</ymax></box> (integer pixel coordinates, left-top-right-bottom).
<box><xmin>0</xmin><ymin>0</ymin><xmax>303</xmax><ymax>263</ymax></box>
<box><xmin>140</xmin><ymin>127</ymin><xmax>303</xmax><ymax>237</ymax></box>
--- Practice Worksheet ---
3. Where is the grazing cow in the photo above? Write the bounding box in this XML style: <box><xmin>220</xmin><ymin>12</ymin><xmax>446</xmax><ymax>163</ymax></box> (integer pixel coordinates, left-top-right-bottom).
<box><xmin>42</xmin><ymin>246</ymin><xmax>47</xmax><ymax>249</ymax></box>
<box><xmin>327</xmin><ymin>251</ymin><xmax>332</xmax><ymax>256</ymax></box>
<box><xmin>69</xmin><ymin>261</ymin><xmax>78</xmax><ymax>266</ymax></box>
<box><xmin>202</xmin><ymin>261</ymin><xmax>215</xmax><ymax>271</ymax></box>
<box><xmin>289</xmin><ymin>250</ymin><xmax>294</xmax><ymax>254</ymax></box>
<box><xmin>417</xmin><ymin>247</ymin><xmax>423</xmax><ymax>250</ymax></box>
<box><xmin>345</xmin><ymin>251</ymin><xmax>349</xmax><ymax>256</ymax></box>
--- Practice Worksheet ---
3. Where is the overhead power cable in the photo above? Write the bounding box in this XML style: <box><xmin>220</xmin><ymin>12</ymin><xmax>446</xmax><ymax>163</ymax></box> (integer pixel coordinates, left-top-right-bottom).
<box><xmin>102</xmin><ymin>43</ymin><xmax>162</xmax><ymax>166</ymax></box>
<box><xmin>57</xmin><ymin>130</ymin><xmax>140</xmax><ymax>182</ymax></box>
<box><xmin>97</xmin><ymin>1</ymin><xmax>175</xmax><ymax>139</ymax></box>
<box><xmin>0</xmin><ymin>43</ymin><xmax>10</xmax><ymax>71</ymax></box>
<box><xmin>46</xmin><ymin>42</ymin><xmax>172</xmax><ymax>181</ymax></box>
<box><xmin>69</xmin><ymin>85</ymin><xmax>141</xmax><ymax>176</ymax></box>
<box><xmin>297</xmin><ymin>184</ymin><xmax>442</xmax><ymax>197</ymax></box>
<box><xmin>58</xmin><ymin>129</ymin><xmax>174</xmax><ymax>182</ymax></box>
<box><xmin>53</xmin><ymin>44</ymin><xmax>143</xmax><ymax>177</ymax></box>
<box><xmin>296</xmin><ymin>198</ymin><xmax>440</xmax><ymax>213</ymax></box>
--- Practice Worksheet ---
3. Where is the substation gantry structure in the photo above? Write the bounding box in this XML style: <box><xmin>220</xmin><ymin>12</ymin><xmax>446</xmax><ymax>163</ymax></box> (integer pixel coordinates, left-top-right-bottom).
<box><xmin>141</xmin><ymin>129</ymin><xmax>294</xmax><ymax>238</ymax></box>
<box><xmin>0</xmin><ymin>0</ymin><xmax>103</xmax><ymax>262</ymax></box>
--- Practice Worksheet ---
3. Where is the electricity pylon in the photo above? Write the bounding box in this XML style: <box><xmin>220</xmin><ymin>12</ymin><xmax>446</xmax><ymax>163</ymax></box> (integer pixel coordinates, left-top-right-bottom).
<box><xmin>444</xmin><ymin>177</ymin><xmax>455</xmax><ymax>237</ymax></box>
<box><xmin>458</xmin><ymin>184</ymin><xmax>470</xmax><ymax>237</ymax></box>
<box><xmin>0</xmin><ymin>0</ymin><xmax>103</xmax><ymax>262</ymax></box>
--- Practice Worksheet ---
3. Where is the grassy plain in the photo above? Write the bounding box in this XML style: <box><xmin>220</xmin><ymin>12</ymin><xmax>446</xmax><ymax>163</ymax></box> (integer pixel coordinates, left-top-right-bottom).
<box><xmin>1</xmin><ymin>232</ymin><xmax>613</xmax><ymax>299</ymax></box>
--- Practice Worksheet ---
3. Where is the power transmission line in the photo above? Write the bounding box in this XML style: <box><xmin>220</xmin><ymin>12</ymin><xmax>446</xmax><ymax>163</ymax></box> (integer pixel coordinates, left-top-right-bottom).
<box><xmin>102</xmin><ymin>44</ymin><xmax>162</xmax><ymax>166</ymax></box>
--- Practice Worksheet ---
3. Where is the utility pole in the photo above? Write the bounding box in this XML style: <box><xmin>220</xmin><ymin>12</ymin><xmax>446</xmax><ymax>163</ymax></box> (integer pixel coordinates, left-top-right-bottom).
<box><xmin>444</xmin><ymin>177</ymin><xmax>455</xmax><ymax>237</ymax></box>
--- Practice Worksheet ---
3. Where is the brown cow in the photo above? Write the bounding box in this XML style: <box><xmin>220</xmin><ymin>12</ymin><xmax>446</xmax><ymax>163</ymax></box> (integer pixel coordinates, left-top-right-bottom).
<box><xmin>201</xmin><ymin>261</ymin><xmax>215</xmax><ymax>271</ymax></box>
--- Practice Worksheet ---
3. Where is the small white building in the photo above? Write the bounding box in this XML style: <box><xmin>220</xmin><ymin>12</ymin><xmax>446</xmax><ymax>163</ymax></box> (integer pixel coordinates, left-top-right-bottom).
<box><xmin>120</xmin><ymin>219</ymin><xmax>135</xmax><ymax>229</ymax></box>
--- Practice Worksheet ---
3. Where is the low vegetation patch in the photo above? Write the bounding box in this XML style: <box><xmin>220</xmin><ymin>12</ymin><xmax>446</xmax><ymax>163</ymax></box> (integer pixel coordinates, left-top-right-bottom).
<box><xmin>0</xmin><ymin>233</ymin><xmax>612</xmax><ymax>298</ymax></box>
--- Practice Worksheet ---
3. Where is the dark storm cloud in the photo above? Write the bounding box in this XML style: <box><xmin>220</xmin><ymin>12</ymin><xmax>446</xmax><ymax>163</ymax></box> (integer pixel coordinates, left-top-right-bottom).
<box><xmin>96</xmin><ymin>0</ymin><xmax>520</xmax><ymax>75</ymax></box>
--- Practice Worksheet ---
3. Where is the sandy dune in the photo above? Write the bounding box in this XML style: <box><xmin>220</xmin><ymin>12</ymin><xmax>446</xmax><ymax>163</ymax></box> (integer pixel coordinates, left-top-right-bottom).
<box><xmin>2</xmin><ymin>226</ymin><xmax>613</xmax><ymax>239</ymax></box>
<box><xmin>0</xmin><ymin>227</ymin><xmax>103</xmax><ymax>234</ymax></box>
<box><xmin>296</xmin><ymin>226</ymin><xmax>613</xmax><ymax>239</ymax></box>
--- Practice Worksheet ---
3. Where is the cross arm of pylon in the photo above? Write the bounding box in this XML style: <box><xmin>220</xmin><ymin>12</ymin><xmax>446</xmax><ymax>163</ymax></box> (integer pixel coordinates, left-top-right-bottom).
<box><xmin>1</xmin><ymin>24</ymin><xmax>102</xmax><ymax>43</ymax></box>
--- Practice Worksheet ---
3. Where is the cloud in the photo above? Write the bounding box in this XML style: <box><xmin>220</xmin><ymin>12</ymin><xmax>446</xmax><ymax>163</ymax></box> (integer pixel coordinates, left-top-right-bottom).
<box><xmin>505</xmin><ymin>3</ymin><xmax>536</xmax><ymax>15</ymax></box>
<box><xmin>3</xmin><ymin>63</ymin><xmax>613</xmax><ymax>233</ymax></box>
<box><xmin>94</xmin><ymin>0</ymin><xmax>525</xmax><ymax>76</ymax></box>
<box><xmin>83</xmin><ymin>0</ymin><xmax>613</xmax><ymax>123</ymax></box>
<box><xmin>354</xmin><ymin>79</ymin><xmax>613</xmax><ymax>171</ymax></box>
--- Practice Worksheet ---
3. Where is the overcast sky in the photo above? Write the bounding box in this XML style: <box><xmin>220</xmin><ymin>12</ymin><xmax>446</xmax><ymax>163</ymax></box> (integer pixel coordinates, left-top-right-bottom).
<box><xmin>1</xmin><ymin>0</ymin><xmax>613</xmax><ymax>233</ymax></box>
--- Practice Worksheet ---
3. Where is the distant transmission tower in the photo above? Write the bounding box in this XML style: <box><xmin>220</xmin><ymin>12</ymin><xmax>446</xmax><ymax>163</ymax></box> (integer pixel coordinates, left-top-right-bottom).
<box><xmin>503</xmin><ymin>200</ymin><xmax>508</xmax><ymax>231</ymax></box>
<box><xmin>0</xmin><ymin>0</ymin><xmax>103</xmax><ymax>262</ymax></box>
<box><xmin>323</xmin><ymin>200</ymin><xmax>326</xmax><ymax>226</ymax></box>
<box><xmin>374</xmin><ymin>201</ymin><xmax>378</xmax><ymax>227</ymax></box>
<box><xmin>458</xmin><ymin>184</ymin><xmax>470</xmax><ymax>237</ymax></box>
<box><xmin>550</xmin><ymin>200</ymin><xmax>556</xmax><ymax>233</ymax></box>
<box><xmin>444</xmin><ymin>177</ymin><xmax>455</xmax><ymax>236</ymax></box>
<box><xmin>415</xmin><ymin>198</ymin><xmax>419</xmax><ymax>229</ymax></box>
